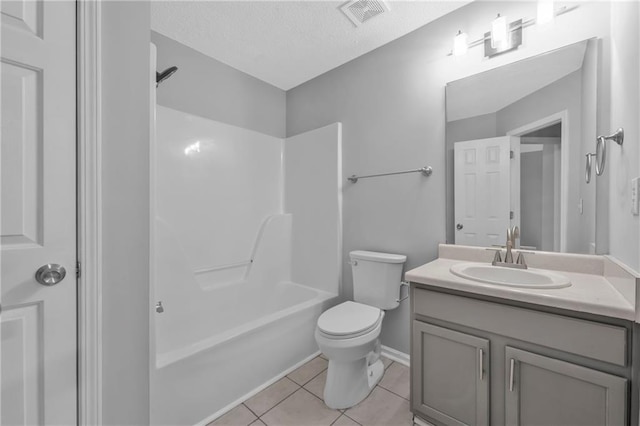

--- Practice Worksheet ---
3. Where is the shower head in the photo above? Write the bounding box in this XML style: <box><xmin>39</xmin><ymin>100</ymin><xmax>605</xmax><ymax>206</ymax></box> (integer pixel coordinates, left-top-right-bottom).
<box><xmin>156</xmin><ymin>66</ymin><xmax>178</xmax><ymax>87</ymax></box>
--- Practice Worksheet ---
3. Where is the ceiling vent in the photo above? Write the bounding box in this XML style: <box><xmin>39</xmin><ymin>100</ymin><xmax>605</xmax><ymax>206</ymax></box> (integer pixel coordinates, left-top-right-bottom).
<box><xmin>340</xmin><ymin>0</ymin><xmax>390</xmax><ymax>27</ymax></box>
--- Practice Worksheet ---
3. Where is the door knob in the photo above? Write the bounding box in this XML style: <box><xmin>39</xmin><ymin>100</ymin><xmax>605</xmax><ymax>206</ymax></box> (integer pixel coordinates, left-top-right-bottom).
<box><xmin>456</xmin><ymin>223</ymin><xmax>464</xmax><ymax>230</ymax></box>
<box><xmin>35</xmin><ymin>264</ymin><xmax>66</xmax><ymax>286</ymax></box>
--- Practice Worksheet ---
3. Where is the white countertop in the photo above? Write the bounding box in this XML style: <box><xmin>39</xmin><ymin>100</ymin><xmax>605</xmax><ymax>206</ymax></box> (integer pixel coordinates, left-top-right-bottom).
<box><xmin>406</xmin><ymin>257</ymin><xmax>635</xmax><ymax>321</ymax></box>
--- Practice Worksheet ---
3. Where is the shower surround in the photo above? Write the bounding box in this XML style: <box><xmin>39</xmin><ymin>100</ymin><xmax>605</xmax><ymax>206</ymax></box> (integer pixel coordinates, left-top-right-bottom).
<box><xmin>150</xmin><ymin>106</ymin><xmax>342</xmax><ymax>425</ymax></box>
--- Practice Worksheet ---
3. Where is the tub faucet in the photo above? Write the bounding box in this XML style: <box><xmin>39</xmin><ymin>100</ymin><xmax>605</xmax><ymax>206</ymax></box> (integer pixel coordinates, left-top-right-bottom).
<box><xmin>156</xmin><ymin>301</ymin><xmax>164</xmax><ymax>313</ymax></box>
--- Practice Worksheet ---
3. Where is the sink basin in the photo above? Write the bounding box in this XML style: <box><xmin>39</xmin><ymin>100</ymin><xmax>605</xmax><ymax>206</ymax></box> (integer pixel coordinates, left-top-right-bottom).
<box><xmin>450</xmin><ymin>262</ymin><xmax>571</xmax><ymax>289</ymax></box>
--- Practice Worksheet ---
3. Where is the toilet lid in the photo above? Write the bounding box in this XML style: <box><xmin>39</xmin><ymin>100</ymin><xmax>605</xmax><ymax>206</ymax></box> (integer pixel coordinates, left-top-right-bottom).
<box><xmin>317</xmin><ymin>301</ymin><xmax>382</xmax><ymax>337</ymax></box>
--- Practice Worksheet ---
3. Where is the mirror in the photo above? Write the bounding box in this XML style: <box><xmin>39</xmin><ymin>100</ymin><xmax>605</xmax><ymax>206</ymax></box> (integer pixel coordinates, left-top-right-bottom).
<box><xmin>445</xmin><ymin>39</ymin><xmax>599</xmax><ymax>254</ymax></box>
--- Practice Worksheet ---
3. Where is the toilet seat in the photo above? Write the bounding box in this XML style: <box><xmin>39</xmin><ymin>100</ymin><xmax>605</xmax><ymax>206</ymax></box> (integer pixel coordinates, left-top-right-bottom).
<box><xmin>317</xmin><ymin>301</ymin><xmax>382</xmax><ymax>339</ymax></box>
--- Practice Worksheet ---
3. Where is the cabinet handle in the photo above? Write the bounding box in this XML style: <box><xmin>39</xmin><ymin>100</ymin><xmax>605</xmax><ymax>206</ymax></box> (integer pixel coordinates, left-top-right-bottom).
<box><xmin>478</xmin><ymin>349</ymin><xmax>484</xmax><ymax>381</ymax></box>
<box><xmin>509</xmin><ymin>358</ymin><xmax>515</xmax><ymax>392</ymax></box>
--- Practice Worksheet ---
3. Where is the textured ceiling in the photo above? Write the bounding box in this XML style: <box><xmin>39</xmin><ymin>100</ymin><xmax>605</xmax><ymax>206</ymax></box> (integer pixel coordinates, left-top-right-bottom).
<box><xmin>151</xmin><ymin>1</ymin><xmax>472</xmax><ymax>90</ymax></box>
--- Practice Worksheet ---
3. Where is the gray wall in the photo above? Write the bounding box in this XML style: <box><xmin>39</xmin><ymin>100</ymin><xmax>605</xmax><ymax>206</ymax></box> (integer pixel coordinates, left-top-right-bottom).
<box><xmin>287</xmin><ymin>1</ymin><xmax>613</xmax><ymax>354</ymax></box>
<box><xmin>101</xmin><ymin>2</ymin><xmax>150</xmax><ymax>424</ymax></box>
<box><xmin>151</xmin><ymin>32</ymin><xmax>286</xmax><ymax>138</ymax></box>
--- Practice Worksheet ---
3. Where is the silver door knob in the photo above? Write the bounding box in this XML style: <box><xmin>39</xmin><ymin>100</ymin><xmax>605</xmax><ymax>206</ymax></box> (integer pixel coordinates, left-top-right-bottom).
<box><xmin>35</xmin><ymin>264</ymin><xmax>66</xmax><ymax>286</ymax></box>
<box><xmin>456</xmin><ymin>223</ymin><xmax>464</xmax><ymax>230</ymax></box>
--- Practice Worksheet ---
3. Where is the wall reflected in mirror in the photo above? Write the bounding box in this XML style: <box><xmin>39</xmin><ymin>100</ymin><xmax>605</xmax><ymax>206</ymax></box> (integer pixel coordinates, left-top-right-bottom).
<box><xmin>445</xmin><ymin>38</ymin><xmax>599</xmax><ymax>254</ymax></box>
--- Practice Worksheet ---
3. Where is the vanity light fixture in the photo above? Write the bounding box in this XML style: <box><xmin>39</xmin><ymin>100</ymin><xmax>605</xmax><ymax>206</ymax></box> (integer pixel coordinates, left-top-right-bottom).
<box><xmin>537</xmin><ymin>0</ymin><xmax>555</xmax><ymax>25</ymax></box>
<box><xmin>448</xmin><ymin>3</ymin><xmax>577</xmax><ymax>58</ymax></box>
<box><xmin>484</xmin><ymin>17</ymin><xmax>522</xmax><ymax>57</ymax></box>
<box><xmin>490</xmin><ymin>14</ymin><xmax>508</xmax><ymax>49</ymax></box>
<box><xmin>453</xmin><ymin>30</ymin><xmax>468</xmax><ymax>56</ymax></box>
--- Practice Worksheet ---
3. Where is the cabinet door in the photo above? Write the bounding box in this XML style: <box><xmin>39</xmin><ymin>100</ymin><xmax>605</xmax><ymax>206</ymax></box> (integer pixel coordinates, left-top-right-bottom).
<box><xmin>412</xmin><ymin>321</ymin><xmax>490</xmax><ymax>426</ymax></box>
<box><xmin>505</xmin><ymin>347</ymin><xmax>627</xmax><ymax>425</ymax></box>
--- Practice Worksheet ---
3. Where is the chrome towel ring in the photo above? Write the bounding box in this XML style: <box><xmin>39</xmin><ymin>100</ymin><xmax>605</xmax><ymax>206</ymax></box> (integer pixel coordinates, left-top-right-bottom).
<box><xmin>595</xmin><ymin>128</ymin><xmax>624</xmax><ymax>176</ymax></box>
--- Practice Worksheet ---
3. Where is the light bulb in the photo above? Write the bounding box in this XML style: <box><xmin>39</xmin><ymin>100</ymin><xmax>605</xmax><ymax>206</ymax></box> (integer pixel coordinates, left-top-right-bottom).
<box><xmin>537</xmin><ymin>0</ymin><xmax>555</xmax><ymax>25</ymax></box>
<box><xmin>453</xmin><ymin>30</ymin><xmax>468</xmax><ymax>56</ymax></box>
<box><xmin>491</xmin><ymin>14</ymin><xmax>508</xmax><ymax>49</ymax></box>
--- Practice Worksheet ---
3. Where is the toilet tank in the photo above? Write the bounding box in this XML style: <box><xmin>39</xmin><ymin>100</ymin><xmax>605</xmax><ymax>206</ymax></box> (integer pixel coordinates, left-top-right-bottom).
<box><xmin>350</xmin><ymin>250</ymin><xmax>407</xmax><ymax>310</ymax></box>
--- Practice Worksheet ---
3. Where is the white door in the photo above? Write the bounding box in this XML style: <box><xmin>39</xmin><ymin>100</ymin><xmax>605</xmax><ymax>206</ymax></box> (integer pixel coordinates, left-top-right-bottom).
<box><xmin>454</xmin><ymin>136</ymin><xmax>515</xmax><ymax>247</ymax></box>
<box><xmin>1</xmin><ymin>1</ymin><xmax>77</xmax><ymax>424</ymax></box>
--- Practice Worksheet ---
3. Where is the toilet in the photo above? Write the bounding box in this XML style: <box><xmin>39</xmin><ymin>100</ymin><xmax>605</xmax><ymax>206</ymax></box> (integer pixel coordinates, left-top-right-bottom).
<box><xmin>315</xmin><ymin>250</ymin><xmax>406</xmax><ymax>409</ymax></box>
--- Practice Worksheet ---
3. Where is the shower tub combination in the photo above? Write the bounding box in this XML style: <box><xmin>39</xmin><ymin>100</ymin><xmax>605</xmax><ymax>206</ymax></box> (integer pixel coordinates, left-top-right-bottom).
<box><xmin>150</xmin><ymin>104</ymin><xmax>341</xmax><ymax>425</ymax></box>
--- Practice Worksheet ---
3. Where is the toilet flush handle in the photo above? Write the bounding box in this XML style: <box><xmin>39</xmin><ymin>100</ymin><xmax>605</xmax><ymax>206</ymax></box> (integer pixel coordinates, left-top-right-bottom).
<box><xmin>397</xmin><ymin>281</ymin><xmax>410</xmax><ymax>303</ymax></box>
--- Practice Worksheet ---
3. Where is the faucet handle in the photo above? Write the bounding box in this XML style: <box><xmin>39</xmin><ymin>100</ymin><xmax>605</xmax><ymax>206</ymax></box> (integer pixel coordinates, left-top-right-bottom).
<box><xmin>486</xmin><ymin>248</ymin><xmax>502</xmax><ymax>265</ymax></box>
<box><xmin>515</xmin><ymin>252</ymin><xmax>529</xmax><ymax>268</ymax></box>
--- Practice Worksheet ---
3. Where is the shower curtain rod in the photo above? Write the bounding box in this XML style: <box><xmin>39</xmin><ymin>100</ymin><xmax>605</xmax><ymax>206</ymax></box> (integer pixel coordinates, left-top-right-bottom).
<box><xmin>347</xmin><ymin>166</ymin><xmax>433</xmax><ymax>183</ymax></box>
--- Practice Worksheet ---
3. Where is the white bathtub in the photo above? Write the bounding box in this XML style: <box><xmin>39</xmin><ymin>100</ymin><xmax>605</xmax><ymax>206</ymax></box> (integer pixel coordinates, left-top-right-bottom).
<box><xmin>150</xmin><ymin>214</ymin><xmax>336</xmax><ymax>425</ymax></box>
<box><xmin>156</xmin><ymin>280</ymin><xmax>333</xmax><ymax>368</ymax></box>
<box><xmin>151</xmin><ymin>283</ymin><xmax>334</xmax><ymax>426</ymax></box>
<box><xmin>150</xmin><ymin>106</ymin><xmax>341</xmax><ymax>425</ymax></box>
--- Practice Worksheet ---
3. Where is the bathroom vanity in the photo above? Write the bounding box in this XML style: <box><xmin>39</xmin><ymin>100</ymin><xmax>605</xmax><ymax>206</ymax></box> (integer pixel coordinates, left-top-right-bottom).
<box><xmin>407</xmin><ymin>244</ymin><xmax>639</xmax><ymax>426</ymax></box>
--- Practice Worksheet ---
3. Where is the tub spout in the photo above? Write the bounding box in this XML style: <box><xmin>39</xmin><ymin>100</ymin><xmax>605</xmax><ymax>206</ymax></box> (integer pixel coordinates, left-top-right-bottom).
<box><xmin>156</xmin><ymin>301</ymin><xmax>164</xmax><ymax>313</ymax></box>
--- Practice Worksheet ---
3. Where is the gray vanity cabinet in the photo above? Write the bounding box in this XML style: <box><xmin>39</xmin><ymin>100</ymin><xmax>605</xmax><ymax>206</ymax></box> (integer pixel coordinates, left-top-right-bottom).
<box><xmin>505</xmin><ymin>347</ymin><xmax>627</xmax><ymax>426</ymax></box>
<box><xmin>412</xmin><ymin>321</ymin><xmax>489</xmax><ymax>426</ymax></box>
<box><xmin>411</xmin><ymin>286</ymin><xmax>631</xmax><ymax>426</ymax></box>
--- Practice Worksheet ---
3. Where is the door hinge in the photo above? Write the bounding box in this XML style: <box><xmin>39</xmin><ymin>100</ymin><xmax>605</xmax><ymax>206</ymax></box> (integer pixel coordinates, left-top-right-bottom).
<box><xmin>510</xmin><ymin>150</ymin><xmax>515</xmax><ymax>159</ymax></box>
<box><xmin>510</xmin><ymin>211</ymin><xmax>514</xmax><ymax>220</ymax></box>
<box><xmin>76</xmin><ymin>261</ymin><xmax>81</xmax><ymax>279</ymax></box>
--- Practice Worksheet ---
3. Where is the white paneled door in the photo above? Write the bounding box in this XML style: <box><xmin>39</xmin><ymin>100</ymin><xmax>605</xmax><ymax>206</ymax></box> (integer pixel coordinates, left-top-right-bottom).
<box><xmin>1</xmin><ymin>1</ymin><xmax>77</xmax><ymax>425</ymax></box>
<box><xmin>454</xmin><ymin>136</ymin><xmax>518</xmax><ymax>247</ymax></box>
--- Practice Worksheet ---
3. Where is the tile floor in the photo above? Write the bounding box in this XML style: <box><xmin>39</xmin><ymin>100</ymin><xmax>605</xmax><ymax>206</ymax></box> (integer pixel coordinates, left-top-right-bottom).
<box><xmin>209</xmin><ymin>355</ymin><xmax>413</xmax><ymax>426</ymax></box>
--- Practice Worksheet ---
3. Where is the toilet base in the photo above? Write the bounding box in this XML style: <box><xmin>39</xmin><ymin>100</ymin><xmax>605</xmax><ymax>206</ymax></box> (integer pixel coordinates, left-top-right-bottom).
<box><xmin>323</xmin><ymin>357</ymin><xmax>384</xmax><ymax>410</ymax></box>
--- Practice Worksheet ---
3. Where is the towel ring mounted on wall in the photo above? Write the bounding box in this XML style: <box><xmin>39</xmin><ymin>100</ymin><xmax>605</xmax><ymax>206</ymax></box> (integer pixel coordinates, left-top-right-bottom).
<box><xmin>595</xmin><ymin>127</ymin><xmax>624</xmax><ymax>176</ymax></box>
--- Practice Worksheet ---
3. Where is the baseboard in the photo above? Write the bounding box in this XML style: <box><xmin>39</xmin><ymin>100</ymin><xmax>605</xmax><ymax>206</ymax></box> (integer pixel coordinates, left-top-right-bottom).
<box><xmin>381</xmin><ymin>345</ymin><xmax>410</xmax><ymax>367</ymax></box>
<box><xmin>197</xmin><ymin>351</ymin><xmax>321</xmax><ymax>426</ymax></box>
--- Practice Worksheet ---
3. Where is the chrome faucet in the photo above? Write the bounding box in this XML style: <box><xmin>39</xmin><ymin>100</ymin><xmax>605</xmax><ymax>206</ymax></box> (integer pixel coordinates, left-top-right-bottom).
<box><xmin>505</xmin><ymin>225</ymin><xmax>519</xmax><ymax>263</ymax></box>
<box><xmin>488</xmin><ymin>226</ymin><xmax>529</xmax><ymax>269</ymax></box>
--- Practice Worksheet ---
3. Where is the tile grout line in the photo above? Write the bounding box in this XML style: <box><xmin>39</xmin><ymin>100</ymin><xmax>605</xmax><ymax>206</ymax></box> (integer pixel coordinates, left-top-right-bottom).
<box><xmin>298</xmin><ymin>374</ymin><xmax>348</xmax><ymax>414</ymax></box>
<box><xmin>377</xmin><ymin>362</ymin><xmax>410</xmax><ymax>401</ymax></box>
<box><xmin>301</xmin><ymin>370</ymin><xmax>328</xmax><ymax>387</ymax></box>
<box><xmin>242</xmin><ymin>402</ymin><xmax>260</xmax><ymax>419</ymax></box>
<box><xmin>299</xmin><ymin>386</ymin><xmax>331</xmax><ymax>403</ymax></box>
<box><xmin>301</xmin><ymin>387</ymin><xmax>344</xmax><ymax>420</ymax></box>
<box><xmin>258</xmin><ymin>387</ymin><xmax>343</xmax><ymax>425</ymax></box>
<box><xmin>290</xmin><ymin>358</ymin><xmax>329</xmax><ymax>387</ymax></box>
<box><xmin>252</xmin><ymin>358</ymin><xmax>328</xmax><ymax>423</ymax></box>
<box><xmin>299</xmin><ymin>365</ymin><xmax>329</xmax><ymax>388</ymax></box>
<box><xmin>376</xmin><ymin>383</ymin><xmax>409</xmax><ymax>402</ymax></box>
<box><xmin>330</xmin><ymin>413</ymin><xmax>363</xmax><ymax>426</ymax></box>
<box><xmin>241</xmin><ymin>357</ymin><xmax>407</xmax><ymax>425</ymax></box>
<box><xmin>341</xmin><ymin>412</ymin><xmax>364</xmax><ymax>426</ymax></box>
<box><xmin>254</xmin><ymin>379</ymin><xmax>303</xmax><ymax>422</ymax></box>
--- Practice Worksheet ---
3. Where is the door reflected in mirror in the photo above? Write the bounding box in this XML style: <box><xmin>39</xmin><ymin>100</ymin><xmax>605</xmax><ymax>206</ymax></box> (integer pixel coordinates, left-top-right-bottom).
<box><xmin>445</xmin><ymin>39</ymin><xmax>599</xmax><ymax>254</ymax></box>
